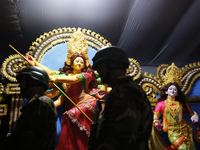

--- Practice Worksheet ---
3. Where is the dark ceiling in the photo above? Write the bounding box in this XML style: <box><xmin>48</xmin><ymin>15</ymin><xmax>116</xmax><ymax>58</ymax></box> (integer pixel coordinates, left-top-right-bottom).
<box><xmin>1</xmin><ymin>0</ymin><xmax>200</xmax><ymax>71</ymax></box>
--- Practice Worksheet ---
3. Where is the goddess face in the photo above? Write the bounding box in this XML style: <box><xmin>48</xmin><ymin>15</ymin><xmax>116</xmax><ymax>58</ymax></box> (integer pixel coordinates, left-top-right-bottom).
<box><xmin>165</xmin><ymin>85</ymin><xmax>178</xmax><ymax>97</ymax></box>
<box><xmin>72</xmin><ymin>57</ymin><xmax>85</xmax><ymax>71</ymax></box>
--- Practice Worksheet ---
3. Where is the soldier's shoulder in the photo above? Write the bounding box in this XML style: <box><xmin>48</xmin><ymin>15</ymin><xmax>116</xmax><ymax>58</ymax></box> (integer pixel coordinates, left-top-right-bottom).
<box><xmin>38</xmin><ymin>95</ymin><xmax>55</xmax><ymax>107</ymax></box>
<box><xmin>38</xmin><ymin>95</ymin><xmax>57</xmax><ymax>117</ymax></box>
<box><xmin>38</xmin><ymin>95</ymin><xmax>53</xmax><ymax>102</ymax></box>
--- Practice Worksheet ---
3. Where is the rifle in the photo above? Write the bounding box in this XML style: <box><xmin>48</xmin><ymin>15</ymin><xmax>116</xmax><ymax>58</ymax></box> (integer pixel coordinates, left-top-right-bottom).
<box><xmin>88</xmin><ymin>99</ymin><xmax>102</xmax><ymax>150</ymax></box>
<box><xmin>184</xmin><ymin>101</ymin><xmax>200</xmax><ymax>144</ymax></box>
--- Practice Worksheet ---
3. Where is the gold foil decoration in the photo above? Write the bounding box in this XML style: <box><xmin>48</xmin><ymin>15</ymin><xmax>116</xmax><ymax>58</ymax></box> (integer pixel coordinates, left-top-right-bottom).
<box><xmin>162</xmin><ymin>63</ymin><xmax>183</xmax><ymax>88</ymax></box>
<box><xmin>66</xmin><ymin>30</ymin><xmax>90</xmax><ymax>67</ymax></box>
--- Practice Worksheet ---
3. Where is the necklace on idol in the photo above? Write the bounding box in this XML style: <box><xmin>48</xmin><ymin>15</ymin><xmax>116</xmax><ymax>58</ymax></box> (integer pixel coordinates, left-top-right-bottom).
<box><xmin>165</xmin><ymin>96</ymin><xmax>180</xmax><ymax>118</ymax></box>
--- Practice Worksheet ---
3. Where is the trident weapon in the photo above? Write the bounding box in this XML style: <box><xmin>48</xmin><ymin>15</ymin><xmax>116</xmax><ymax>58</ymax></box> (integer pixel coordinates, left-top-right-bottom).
<box><xmin>9</xmin><ymin>44</ymin><xmax>93</xmax><ymax>123</ymax></box>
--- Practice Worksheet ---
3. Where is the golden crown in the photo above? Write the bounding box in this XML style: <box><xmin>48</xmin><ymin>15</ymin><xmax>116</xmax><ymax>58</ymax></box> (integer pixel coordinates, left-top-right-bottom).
<box><xmin>162</xmin><ymin>63</ymin><xmax>183</xmax><ymax>88</ymax></box>
<box><xmin>66</xmin><ymin>30</ymin><xmax>90</xmax><ymax>67</ymax></box>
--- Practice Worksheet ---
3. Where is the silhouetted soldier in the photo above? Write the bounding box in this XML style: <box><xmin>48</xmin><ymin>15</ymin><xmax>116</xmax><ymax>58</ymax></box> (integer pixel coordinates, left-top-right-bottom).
<box><xmin>0</xmin><ymin>66</ymin><xmax>57</xmax><ymax>150</ymax></box>
<box><xmin>91</xmin><ymin>46</ymin><xmax>153</xmax><ymax>150</ymax></box>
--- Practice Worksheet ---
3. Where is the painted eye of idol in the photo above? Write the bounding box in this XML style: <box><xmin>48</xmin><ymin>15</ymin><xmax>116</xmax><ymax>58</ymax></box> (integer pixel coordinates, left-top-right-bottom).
<box><xmin>72</xmin><ymin>57</ymin><xmax>85</xmax><ymax>70</ymax></box>
<box><xmin>166</xmin><ymin>85</ymin><xmax>178</xmax><ymax>97</ymax></box>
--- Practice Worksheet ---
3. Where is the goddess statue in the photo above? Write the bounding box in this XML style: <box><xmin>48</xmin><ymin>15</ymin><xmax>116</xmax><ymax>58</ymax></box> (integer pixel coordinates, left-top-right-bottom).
<box><xmin>26</xmin><ymin>30</ymin><xmax>108</xmax><ymax>150</ymax></box>
<box><xmin>151</xmin><ymin>63</ymin><xmax>199</xmax><ymax>150</ymax></box>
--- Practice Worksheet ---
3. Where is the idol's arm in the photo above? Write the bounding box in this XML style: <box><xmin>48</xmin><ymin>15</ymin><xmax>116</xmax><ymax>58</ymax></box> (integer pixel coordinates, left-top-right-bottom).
<box><xmin>45</xmin><ymin>88</ymin><xmax>60</xmax><ymax>98</ymax></box>
<box><xmin>153</xmin><ymin>101</ymin><xmax>165</xmax><ymax>131</ymax></box>
<box><xmin>54</xmin><ymin>95</ymin><xmax>65</xmax><ymax>108</ymax></box>
<box><xmin>45</xmin><ymin>87</ymin><xmax>65</xmax><ymax>108</ymax></box>
<box><xmin>49</xmin><ymin>74</ymin><xmax>81</xmax><ymax>84</ymax></box>
<box><xmin>153</xmin><ymin>112</ymin><xmax>163</xmax><ymax>131</ymax></box>
<box><xmin>26</xmin><ymin>54</ymin><xmax>55</xmax><ymax>75</ymax></box>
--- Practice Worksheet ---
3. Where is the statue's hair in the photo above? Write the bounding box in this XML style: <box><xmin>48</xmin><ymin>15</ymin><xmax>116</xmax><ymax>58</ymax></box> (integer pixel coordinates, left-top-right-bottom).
<box><xmin>158</xmin><ymin>82</ymin><xmax>186</xmax><ymax>104</ymax></box>
<box><xmin>59</xmin><ymin>54</ymin><xmax>98</xmax><ymax>89</ymax></box>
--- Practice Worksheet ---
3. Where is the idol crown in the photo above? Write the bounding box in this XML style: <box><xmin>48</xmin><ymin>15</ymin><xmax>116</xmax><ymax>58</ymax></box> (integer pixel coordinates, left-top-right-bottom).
<box><xmin>162</xmin><ymin>63</ymin><xmax>183</xmax><ymax>87</ymax></box>
<box><xmin>66</xmin><ymin>30</ymin><xmax>90</xmax><ymax>67</ymax></box>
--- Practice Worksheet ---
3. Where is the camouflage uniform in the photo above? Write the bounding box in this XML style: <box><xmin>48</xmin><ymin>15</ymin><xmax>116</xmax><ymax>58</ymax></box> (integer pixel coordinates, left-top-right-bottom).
<box><xmin>94</xmin><ymin>76</ymin><xmax>153</xmax><ymax>150</ymax></box>
<box><xmin>0</xmin><ymin>95</ymin><xmax>58</xmax><ymax>150</ymax></box>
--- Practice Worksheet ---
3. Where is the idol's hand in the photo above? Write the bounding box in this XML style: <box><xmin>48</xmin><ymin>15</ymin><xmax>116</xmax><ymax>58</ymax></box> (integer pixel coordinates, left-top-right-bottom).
<box><xmin>191</xmin><ymin>114</ymin><xmax>199</xmax><ymax>123</ymax></box>
<box><xmin>95</xmin><ymin>90</ymin><xmax>106</xmax><ymax>99</ymax></box>
<box><xmin>155</xmin><ymin>122</ymin><xmax>163</xmax><ymax>131</ymax></box>
<box><xmin>26</xmin><ymin>54</ymin><xmax>37</xmax><ymax>66</ymax></box>
<box><xmin>49</xmin><ymin>75</ymin><xmax>57</xmax><ymax>82</ymax></box>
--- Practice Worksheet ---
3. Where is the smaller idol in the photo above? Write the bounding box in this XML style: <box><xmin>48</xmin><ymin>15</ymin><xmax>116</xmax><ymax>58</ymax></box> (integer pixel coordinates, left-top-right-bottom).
<box><xmin>151</xmin><ymin>63</ymin><xmax>199</xmax><ymax>150</ymax></box>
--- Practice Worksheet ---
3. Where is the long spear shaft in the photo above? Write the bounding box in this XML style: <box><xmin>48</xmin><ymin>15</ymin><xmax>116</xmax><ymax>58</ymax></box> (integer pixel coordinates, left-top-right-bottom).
<box><xmin>9</xmin><ymin>45</ymin><xmax>29</xmax><ymax>61</ymax></box>
<box><xmin>52</xmin><ymin>83</ymin><xmax>93</xmax><ymax>122</ymax></box>
<box><xmin>9</xmin><ymin>44</ymin><xmax>93</xmax><ymax>123</ymax></box>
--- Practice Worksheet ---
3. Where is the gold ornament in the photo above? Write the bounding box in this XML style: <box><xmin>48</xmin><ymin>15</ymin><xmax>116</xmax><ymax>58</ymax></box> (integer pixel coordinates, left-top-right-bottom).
<box><xmin>154</xmin><ymin>112</ymin><xmax>161</xmax><ymax>118</ymax></box>
<box><xmin>66</xmin><ymin>30</ymin><xmax>90</xmax><ymax>67</ymax></box>
<box><xmin>162</xmin><ymin>63</ymin><xmax>183</xmax><ymax>88</ymax></box>
<box><xmin>167</xmin><ymin>96</ymin><xmax>175</xmax><ymax>101</ymax></box>
<box><xmin>165</xmin><ymin>100</ymin><xmax>180</xmax><ymax>118</ymax></box>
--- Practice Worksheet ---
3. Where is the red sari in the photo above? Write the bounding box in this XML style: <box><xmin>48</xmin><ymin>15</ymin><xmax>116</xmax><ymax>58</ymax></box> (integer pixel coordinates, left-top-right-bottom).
<box><xmin>56</xmin><ymin>73</ymin><xmax>97</xmax><ymax>150</ymax></box>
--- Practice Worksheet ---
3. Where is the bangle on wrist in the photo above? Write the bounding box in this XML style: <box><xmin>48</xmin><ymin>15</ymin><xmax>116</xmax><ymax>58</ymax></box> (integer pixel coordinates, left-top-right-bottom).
<box><xmin>99</xmin><ymin>99</ymin><xmax>105</xmax><ymax>102</ymax></box>
<box><xmin>153</xmin><ymin>120</ymin><xmax>160</xmax><ymax>124</ymax></box>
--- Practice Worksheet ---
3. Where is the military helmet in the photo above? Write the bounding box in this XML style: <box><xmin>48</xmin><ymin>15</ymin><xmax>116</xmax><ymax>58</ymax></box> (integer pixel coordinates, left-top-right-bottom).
<box><xmin>16</xmin><ymin>66</ymin><xmax>49</xmax><ymax>90</ymax></box>
<box><xmin>92</xmin><ymin>46</ymin><xmax>130</xmax><ymax>70</ymax></box>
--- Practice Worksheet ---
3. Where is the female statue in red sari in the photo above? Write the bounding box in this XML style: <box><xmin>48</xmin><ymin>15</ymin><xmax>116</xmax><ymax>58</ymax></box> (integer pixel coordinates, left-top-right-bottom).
<box><xmin>27</xmin><ymin>31</ymin><xmax>108</xmax><ymax>150</ymax></box>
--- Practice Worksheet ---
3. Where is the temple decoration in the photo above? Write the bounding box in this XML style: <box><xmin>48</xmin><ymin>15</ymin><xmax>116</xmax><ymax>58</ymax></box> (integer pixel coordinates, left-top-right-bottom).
<box><xmin>0</xmin><ymin>104</ymin><xmax>8</xmax><ymax>126</ymax></box>
<box><xmin>126</xmin><ymin>58</ymin><xmax>141</xmax><ymax>81</ymax></box>
<box><xmin>0</xmin><ymin>83</ymin><xmax>4</xmax><ymax>102</ymax></box>
<box><xmin>0</xmin><ymin>104</ymin><xmax>7</xmax><ymax>116</ymax></box>
<box><xmin>1</xmin><ymin>54</ymin><xmax>25</xmax><ymax>82</ymax></box>
<box><xmin>181</xmin><ymin>62</ymin><xmax>200</xmax><ymax>95</ymax></box>
<box><xmin>5</xmin><ymin>83</ymin><xmax>20</xmax><ymax>94</ymax></box>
